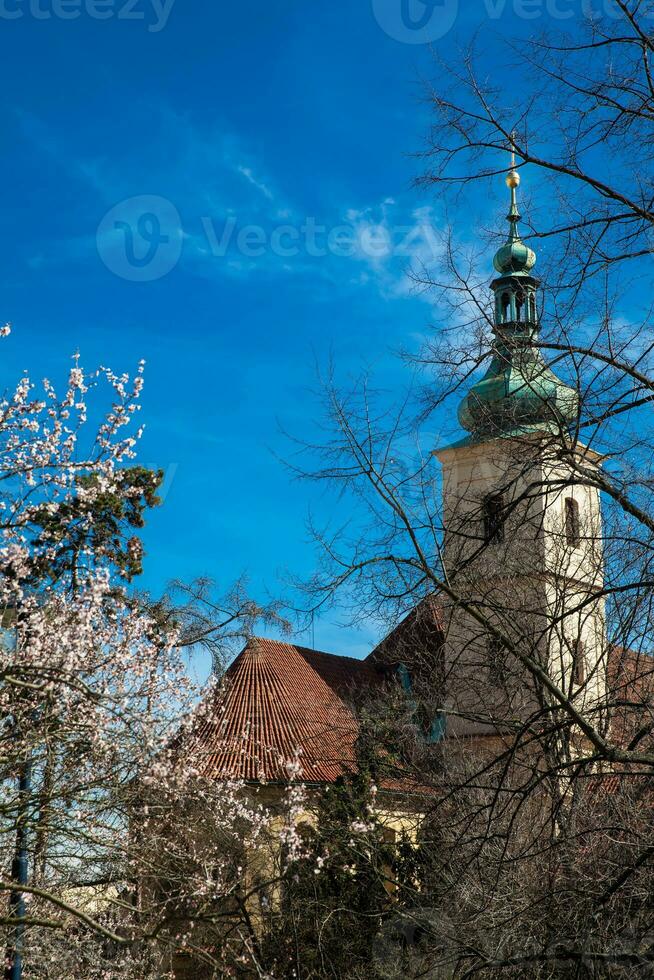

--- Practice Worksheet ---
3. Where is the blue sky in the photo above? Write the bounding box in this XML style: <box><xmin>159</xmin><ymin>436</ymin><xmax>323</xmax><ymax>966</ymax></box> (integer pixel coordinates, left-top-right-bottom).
<box><xmin>0</xmin><ymin>0</ymin><xmax>618</xmax><ymax>663</ymax></box>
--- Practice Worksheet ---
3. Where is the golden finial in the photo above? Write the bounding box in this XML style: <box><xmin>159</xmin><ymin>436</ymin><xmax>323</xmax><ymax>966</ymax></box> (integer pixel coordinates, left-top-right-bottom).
<box><xmin>506</xmin><ymin>131</ymin><xmax>520</xmax><ymax>189</ymax></box>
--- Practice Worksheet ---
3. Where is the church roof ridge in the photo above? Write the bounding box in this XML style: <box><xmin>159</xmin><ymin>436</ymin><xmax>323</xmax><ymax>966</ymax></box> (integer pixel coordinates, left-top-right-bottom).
<box><xmin>237</xmin><ymin>634</ymin><xmax>374</xmax><ymax>667</ymax></box>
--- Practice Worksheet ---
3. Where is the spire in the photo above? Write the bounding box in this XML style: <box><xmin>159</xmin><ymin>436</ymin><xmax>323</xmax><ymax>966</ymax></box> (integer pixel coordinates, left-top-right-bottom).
<box><xmin>493</xmin><ymin>136</ymin><xmax>536</xmax><ymax>278</ymax></box>
<box><xmin>506</xmin><ymin>138</ymin><xmax>521</xmax><ymax>237</ymax></box>
<box><xmin>456</xmin><ymin>144</ymin><xmax>579</xmax><ymax>442</ymax></box>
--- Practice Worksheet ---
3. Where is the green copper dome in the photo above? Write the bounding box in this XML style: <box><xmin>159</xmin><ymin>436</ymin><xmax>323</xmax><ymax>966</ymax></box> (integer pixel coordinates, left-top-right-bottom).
<box><xmin>493</xmin><ymin>239</ymin><xmax>536</xmax><ymax>276</ymax></box>
<box><xmin>456</xmin><ymin>160</ymin><xmax>579</xmax><ymax>442</ymax></box>
<box><xmin>458</xmin><ymin>326</ymin><xmax>579</xmax><ymax>437</ymax></box>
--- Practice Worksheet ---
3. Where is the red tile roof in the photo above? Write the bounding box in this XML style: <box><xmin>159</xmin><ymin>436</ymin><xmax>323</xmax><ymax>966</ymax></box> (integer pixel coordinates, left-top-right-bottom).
<box><xmin>188</xmin><ymin>638</ymin><xmax>381</xmax><ymax>784</ymax></box>
<box><xmin>182</xmin><ymin>603</ymin><xmax>654</xmax><ymax>791</ymax></box>
<box><xmin>367</xmin><ymin>595</ymin><xmax>445</xmax><ymax>671</ymax></box>
<box><xmin>607</xmin><ymin>645</ymin><xmax>654</xmax><ymax>748</ymax></box>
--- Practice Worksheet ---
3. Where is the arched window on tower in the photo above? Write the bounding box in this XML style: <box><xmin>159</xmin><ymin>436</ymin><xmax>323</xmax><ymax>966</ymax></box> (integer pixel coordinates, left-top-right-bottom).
<box><xmin>483</xmin><ymin>493</ymin><xmax>506</xmax><ymax>544</ymax></box>
<box><xmin>501</xmin><ymin>292</ymin><xmax>510</xmax><ymax>323</ymax></box>
<box><xmin>573</xmin><ymin>639</ymin><xmax>586</xmax><ymax>686</ymax></box>
<box><xmin>487</xmin><ymin>635</ymin><xmax>507</xmax><ymax>686</ymax></box>
<box><xmin>529</xmin><ymin>295</ymin><xmax>536</xmax><ymax>322</ymax></box>
<box><xmin>515</xmin><ymin>291</ymin><xmax>524</xmax><ymax>322</ymax></box>
<box><xmin>565</xmin><ymin>497</ymin><xmax>581</xmax><ymax>548</ymax></box>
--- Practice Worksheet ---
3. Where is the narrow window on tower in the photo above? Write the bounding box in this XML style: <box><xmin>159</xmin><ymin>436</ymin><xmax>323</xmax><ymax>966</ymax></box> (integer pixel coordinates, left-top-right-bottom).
<box><xmin>573</xmin><ymin>640</ymin><xmax>586</xmax><ymax>686</ymax></box>
<box><xmin>488</xmin><ymin>636</ymin><xmax>507</xmax><ymax>686</ymax></box>
<box><xmin>529</xmin><ymin>296</ymin><xmax>536</xmax><ymax>322</ymax></box>
<box><xmin>501</xmin><ymin>292</ymin><xmax>510</xmax><ymax>323</ymax></box>
<box><xmin>515</xmin><ymin>291</ymin><xmax>524</xmax><ymax>322</ymax></box>
<box><xmin>484</xmin><ymin>493</ymin><xmax>505</xmax><ymax>544</ymax></box>
<box><xmin>565</xmin><ymin>497</ymin><xmax>581</xmax><ymax>548</ymax></box>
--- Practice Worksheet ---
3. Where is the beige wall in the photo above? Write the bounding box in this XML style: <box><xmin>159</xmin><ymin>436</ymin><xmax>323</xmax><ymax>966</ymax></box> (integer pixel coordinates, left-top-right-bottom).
<box><xmin>435</xmin><ymin>435</ymin><xmax>607</xmax><ymax>737</ymax></box>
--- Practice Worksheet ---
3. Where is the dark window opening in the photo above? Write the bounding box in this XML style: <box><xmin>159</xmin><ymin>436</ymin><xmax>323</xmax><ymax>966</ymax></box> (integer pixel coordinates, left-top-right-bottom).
<box><xmin>488</xmin><ymin>636</ymin><xmax>507</xmax><ymax>686</ymax></box>
<box><xmin>529</xmin><ymin>296</ymin><xmax>536</xmax><ymax>322</ymax></box>
<box><xmin>397</xmin><ymin>664</ymin><xmax>446</xmax><ymax>744</ymax></box>
<box><xmin>573</xmin><ymin>640</ymin><xmax>586</xmax><ymax>686</ymax></box>
<box><xmin>398</xmin><ymin>662</ymin><xmax>412</xmax><ymax>694</ymax></box>
<box><xmin>515</xmin><ymin>292</ymin><xmax>524</xmax><ymax>322</ymax></box>
<box><xmin>429</xmin><ymin>712</ymin><xmax>447</xmax><ymax>743</ymax></box>
<box><xmin>501</xmin><ymin>292</ymin><xmax>510</xmax><ymax>323</ymax></box>
<box><xmin>565</xmin><ymin>497</ymin><xmax>581</xmax><ymax>548</ymax></box>
<box><xmin>484</xmin><ymin>493</ymin><xmax>506</xmax><ymax>544</ymax></box>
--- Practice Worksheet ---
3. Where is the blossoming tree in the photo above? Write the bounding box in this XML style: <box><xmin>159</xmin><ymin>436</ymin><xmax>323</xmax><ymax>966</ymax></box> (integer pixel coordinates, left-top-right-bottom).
<box><xmin>0</xmin><ymin>336</ymin><xmax>295</xmax><ymax>978</ymax></box>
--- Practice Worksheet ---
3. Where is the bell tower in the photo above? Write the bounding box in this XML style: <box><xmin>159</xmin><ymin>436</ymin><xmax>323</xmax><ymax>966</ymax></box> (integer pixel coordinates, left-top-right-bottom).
<box><xmin>435</xmin><ymin>154</ymin><xmax>607</xmax><ymax>740</ymax></box>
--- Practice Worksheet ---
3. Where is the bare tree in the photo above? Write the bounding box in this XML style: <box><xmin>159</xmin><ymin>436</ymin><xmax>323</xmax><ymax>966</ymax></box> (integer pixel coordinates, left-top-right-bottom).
<box><xmin>274</xmin><ymin>8</ymin><xmax>654</xmax><ymax>976</ymax></box>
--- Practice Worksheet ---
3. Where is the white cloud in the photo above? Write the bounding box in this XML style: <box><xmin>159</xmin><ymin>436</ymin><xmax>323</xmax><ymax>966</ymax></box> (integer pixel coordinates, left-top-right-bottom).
<box><xmin>237</xmin><ymin>165</ymin><xmax>274</xmax><ymax>202</ymax></box>
<box><xmin>15</xmin><ymin>102</ymin><xmax>446</xmax><ymax>308</ymax></box>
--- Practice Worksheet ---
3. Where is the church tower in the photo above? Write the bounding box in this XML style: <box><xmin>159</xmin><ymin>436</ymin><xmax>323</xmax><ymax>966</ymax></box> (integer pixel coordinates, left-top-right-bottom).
<box><xmin>435</xmin><ymin>157</ymin><xmax>607</xmax><ymax>739</ymax></box>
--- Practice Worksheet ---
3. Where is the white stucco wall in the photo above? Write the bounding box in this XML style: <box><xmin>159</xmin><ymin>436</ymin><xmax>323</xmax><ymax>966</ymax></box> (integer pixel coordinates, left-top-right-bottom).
<box><xmin>434</xmin><ymin>435</ymin><xmax>607</xmax><ymax>736</ymax></box>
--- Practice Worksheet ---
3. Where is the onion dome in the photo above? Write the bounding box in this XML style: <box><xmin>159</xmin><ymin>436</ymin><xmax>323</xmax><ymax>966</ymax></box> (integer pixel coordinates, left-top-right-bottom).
<box><xmin>457</xmin><ymin>330</ymin><xmax>579</xmax><ymax>437</ymax></box>
<box><xmin>456</xmin><ymin>152</ymin><xmax>579</xmax><ymax>442</ymax></box>
<box><xmin>492</xmin><ymin>168</ymin><xmax>536</xmax><ymax>276</ymax></box>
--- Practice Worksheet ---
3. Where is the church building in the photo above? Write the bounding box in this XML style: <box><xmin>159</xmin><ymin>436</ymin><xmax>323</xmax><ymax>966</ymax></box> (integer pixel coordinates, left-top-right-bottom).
<box><xmin>187</xmin><ymin>161</ymin><xmax>649</xmax><ymax>798</ymax></box>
